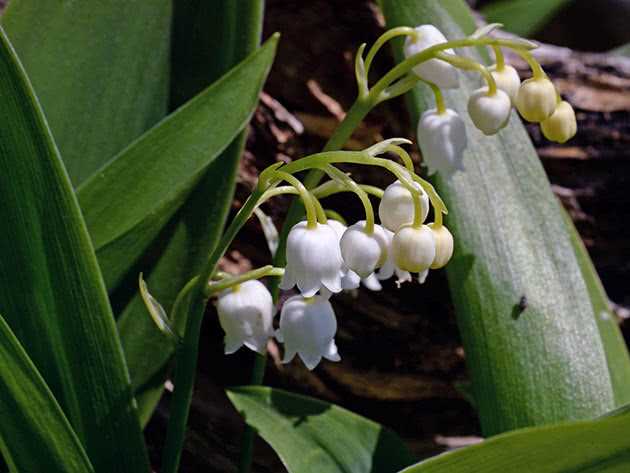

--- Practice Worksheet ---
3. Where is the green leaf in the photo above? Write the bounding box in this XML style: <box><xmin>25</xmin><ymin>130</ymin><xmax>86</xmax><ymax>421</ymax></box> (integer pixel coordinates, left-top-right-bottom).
<box><xmin>399</xmin><ymin>406</ymin><xmax>630</xmax><ymax>472</ymax></box>
<box><xmin>561</xmin><ymin>209</ymin><xmax>630</xmax><ymax>405</ymax></box>
<box><xmin>480</xmin><ymin>0</ymin><xmax>573</xmax><ymax>37</ymax></box>
<box><xmin>77</xmin><ymin>36</ymin><xmax>278</xmax><ymax>291</ymax></box>
<box><xmin>120</xmin><ymin>12</ymin><xmax>272</xmax><ymax>425</ymax></box>
<box><xmin>0</xmin><ymin>26</ymin><xmax>149</xmax><ymax>472</ymax></box>
<box><xmin>379</xmin><ymin>0</ymin><xmax>624</xmax><ymax>435</ymax></box>
<box><xmin>227</xmin><ymin>386</ymin><xmax>415</xmax><ymax>473</ymax></box>
<box><xmin>1</xmin><ymin>0</ymin><xmax>172</xmax><ymax>185</ymax></box>
<box><xmin>0</xmin><ymin>313</ymin><xmax>94</xmax><ymax>473</ymax></box>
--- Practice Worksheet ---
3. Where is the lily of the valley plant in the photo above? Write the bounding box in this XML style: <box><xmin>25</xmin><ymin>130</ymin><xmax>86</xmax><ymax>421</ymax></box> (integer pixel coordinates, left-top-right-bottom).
<box><xmin>148</xmin><ymin>22</ymin><xmax>576</xmax><ymax>473</ymax></box>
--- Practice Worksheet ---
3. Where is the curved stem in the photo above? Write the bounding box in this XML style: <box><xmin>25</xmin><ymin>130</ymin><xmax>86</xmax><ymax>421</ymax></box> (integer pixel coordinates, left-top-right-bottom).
<box><xmin>515</xmin><ymin>49</ymin><xmax>545</xmax><ymax>80</ymax></box>
<box><xmin>311</xmin><ymin>193</ymin><xmax>328</xmax><ymax>224</ymax></box>
<box><xmin>384</xmin><ymin>144</ymin><xmax>414</xmax><ymax>172</ymax></box>
<box><xmin>427</xmin><ymin>80</ymin><xmax>446</xmax><ymax>114</ymax></box>
<box><xmin>324</xmin><ymin>209</ymin><xmax>347</xmax><ymax>225</ymax></box>
<box><xmin>274</xmin><ymin>170</ymin><xmax>318</xmax><ymax>228</ymax></box>
<box><xmin>436</xmin><ymin>51</ymin><xmax>497</xmax><ymax>95</ymax></box>
<box><xmin>312</xmin><ymin>180</ymin><xmax>384</xmax><ymax>199</ymax></box>
<box><xmin>364</xmin><ymin>26</ymin><xmax>417</xmax><ymax>75</ymax></box>
<box><xmin>205</xmin><ymin>266</ymin><xmax>285</xmax><ymax>296</ymax></box>
<box><xmin>323</xmin><ymin>164</ymin><xmax>375</xmax><ymax>233</ymax></box>
<box><xmin>492</xmin><ymin>45</ymin><xmax>505</xmax><ymax>70</ymax></box>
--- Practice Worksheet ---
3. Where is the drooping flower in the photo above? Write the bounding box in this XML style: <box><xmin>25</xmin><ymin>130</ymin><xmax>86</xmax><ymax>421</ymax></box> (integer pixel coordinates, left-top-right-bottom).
<box><xmin>376</xmin><ymin>228</ymin><xmax>412</xmax><ymax>285</ymax></box>
<box><xmin>489</xmin><ymin>64</ymin><xmax>521</xmax><ymax>103</ymax></box>
<box><xmin>340</xmin><ymin>221</ymin><xmax>388</xmax><ymax>278</ymax></box>
<box><xmin>515</xmin><ymin>77</ymin><xmax>557</xmax><ymax>123</ymax></box>
<box><xmin>417</xmin><ymin>108</ymin><xmax>468</xmax><ymax>176</ymax></box>
<box><xmin>280</xmin><ymin>221</ymin><xmax>343</xmax><ymax>297</ymax></box>
<box><xmin>540</xmin><ymin>100</ymin><xmax>577</xmax><ymax>143</ymax></box>
<box><xmin>216</xmin><ymin>280</ymin><xmax>274</xmax><ymax>355</ymax></box>
<box><xmin>378</xmin><ymin>180</ymin><xmax>429</xmax><ymax>232</ymax></box>
<box><xmin>467</xmin><ymin>86</ymin><xmax>512</xmax><ymax>135</ymax></box>
<box><xmin>428</xmin><ymin>224</ymin><xmax>454</xmax><ymax>269</ymax></box>
<box><xmin>403</xmin><ymin>25</ymin><xmax>459</xmax><ymax>89</ymax></box>
<box><xmin>276</xmin><ymin>295</ymin><xmax>341</xmax><ymax>370</ymax></box>
<box><xmin>391</xmin><ymin>224</ymin><xmax>437</xmax><ymax>273</ymax></box>
<box><xmin>327</xmin><ymin>219</ymin><xmax>361</xmax><ymax>290</ymax></box>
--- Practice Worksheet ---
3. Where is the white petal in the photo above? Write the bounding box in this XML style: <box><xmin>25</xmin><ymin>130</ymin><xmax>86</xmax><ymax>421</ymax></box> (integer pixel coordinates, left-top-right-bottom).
<box><xmin>299</xmin><ymin>352</ymin><xmax>323</xmax><ymax>370</ymax></box>
<box><xmin>361</xmin><ymin>273</ymin><xmax>382</xmax><ymax>291</ymax></box>
<box><xmin>224</xmin><ymin>337</ymin><xmax>243</xmax><ymax>355</ymax></box>
<box><xmin>323</xmin><ymin>340</ymin><xmax>341</xmax><ymax>362</ymax></box>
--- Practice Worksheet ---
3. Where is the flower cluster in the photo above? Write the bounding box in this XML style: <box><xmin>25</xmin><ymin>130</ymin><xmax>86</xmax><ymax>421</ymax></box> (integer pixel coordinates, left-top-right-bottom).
<box><xmin>402</xmin><ymin>24</ymin><xmax>577</xmax><ymax>177</ymax></box>
<box><xmin>206</xmin><ymin>22</ymin><xmax>576</xmax><ymax>371</ymax></box>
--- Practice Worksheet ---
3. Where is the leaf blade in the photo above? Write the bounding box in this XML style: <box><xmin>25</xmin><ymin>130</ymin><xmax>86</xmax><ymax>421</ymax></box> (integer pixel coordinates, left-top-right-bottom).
<box><xmin>0</xmin><ymin>25</ymin><xmax>149</xmax><ymax>472</ymax></box>
<box><xmin>1</xmin><ymin>0</ymin><xmax>172</xmax><ymax>185</ymax></box>
<box><xmin>0</xmin><ymin>313</ymin><xmax>94</xmax><ymax>473</ymax></box>
<box><xmin>227</xmin><ymin>386</ymin><xmax>415</xmax><ymax>473</ymax></box>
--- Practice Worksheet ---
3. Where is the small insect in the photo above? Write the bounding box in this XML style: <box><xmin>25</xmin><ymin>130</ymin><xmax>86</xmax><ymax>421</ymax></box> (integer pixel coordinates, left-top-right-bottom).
<box><xmin>512</xmin><ymin>295</ymin><xmax>528</xmax><ymax>319</ymax></box>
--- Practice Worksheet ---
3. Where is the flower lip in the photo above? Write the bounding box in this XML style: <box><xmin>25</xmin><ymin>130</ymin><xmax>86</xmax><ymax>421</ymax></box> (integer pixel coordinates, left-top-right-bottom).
<box><xmin>280</xmin><ymin>221</ymin><xmax>343</xmax><ymax>297</ymax></box>
<box><xmin>378</xmin><ymin>180</ymin><xmax>429</xmax><ymax>232</ymax></box>
<box><xmin>417</xmin><ymin>108</ymin><xmax>468</xmax><ymax>177</ymax></box>
<box><xmin>216</xmin><ymin>279</ymin><xmax>274</xmax><ymax>355</ymax></box>
<box><xmin>403</xmin><ymin>25</ymin><xmax>459</xmax><ymax>89</ymax></box>
<box><xmin>467</xmin><ymin>86</ymin><xmax>512</xmax><ymax>135</ymax></box>
<box><xmin>340</xmin><ymin>221</ymin><xmax>389</xmax><ymax>278</ymax></box>
<box><xmin>276</xmin><ymin>294</ymin><xmax>340</xmax><ymax>370</ymax></box>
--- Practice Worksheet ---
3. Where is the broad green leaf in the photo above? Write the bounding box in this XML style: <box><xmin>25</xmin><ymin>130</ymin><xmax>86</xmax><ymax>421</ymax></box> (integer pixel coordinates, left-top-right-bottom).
<box><xmin>77</xmin><ymin>36</ymin><xmax>278</xmax><ymax>291</ymax></box>
<box><xmin>121</xmin><ymin>7</ymin><xmax>271</xmax><ymax>424</ymax></box>
<box><xmin>562</xmin><ymin>209</ymin><xmax>630</xmax><ymax>405</ymax></box>
<box><xmin>399</xmin><ymin>406</ymin><xmax>630</xmax><ymax>472</ymax></box>
<box><xmin>380</xmin><ymin>0</ymin><xmax>620</xmax><ymax>435</ymax></box>
<box><xmin>227</xmin><ymin>386</ymin><xmax>415</xmax><ymax>473</ymax></box>
<box><xmin>481</xmin><ymin>0</ymin><xmax>573</xmax><ymax>37</ymax></box>
<box><xmin>0</xmin><ymin>26</ymin><xmax>149</xmax><ymax>472</ymax></box>
<box><xmin>0</xmin><ymin>313</ymin><xmax>94</xmax><ymax>473</ymax></box>
<box><xmin>1</xmin><ymin>0</ymin><xmax>172</xmax><ymax>185</ymax></box>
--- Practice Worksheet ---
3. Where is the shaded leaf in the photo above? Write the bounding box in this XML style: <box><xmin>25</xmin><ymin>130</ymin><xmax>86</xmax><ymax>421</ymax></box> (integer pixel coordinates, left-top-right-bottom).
<box><xmin>400</xmin><ymin>406</ymin><xmax>630</xmax><ymax>472</ymax></box>
<box><xmin>480</xmin><ymin>0</ymin><xmax>573</xmax><ymax>37</ymax></box>
<box><xmin>380</xmin><ymin>0</ymin><xmax>620</xmax><ymax>435</ymax></box>
<box><xmin>227</xmin><ymin>386</ymin><xmax>415</xmax><ymax>473</ymax></box>
<box><xmin>78</xmin><ymin>36</ymin><xmax>278</xmax><ymax>291</ymax></box>
<box><xmin>0</xmin><ymin>26</ymin><xmax>149</xmax><ymax>472</ymax></box>
<box><xmin>121</xmin><ymin>14</ymin><xmax>272</xmax><ymax>424</ymax></box>
<box><xmin>0</xmin><ymin>313</ymin><xmax>94</xmax><ymax>473</ymax></box>
<box><xmin>2</xmin><ymin>0</ymin><xmax>172</xmax><ymax>185</ymax></box>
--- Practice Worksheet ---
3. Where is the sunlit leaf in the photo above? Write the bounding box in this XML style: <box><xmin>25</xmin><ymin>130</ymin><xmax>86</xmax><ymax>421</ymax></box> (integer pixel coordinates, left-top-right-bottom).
<box><xmin>2</xmin><ymin>0</ymin><xmax>172</xmax><ymax>185</ymax></box>
<box><xmin>227</xmin><ymin>386</ymin><xmax>415</xmax><ymax>473</ymax></box>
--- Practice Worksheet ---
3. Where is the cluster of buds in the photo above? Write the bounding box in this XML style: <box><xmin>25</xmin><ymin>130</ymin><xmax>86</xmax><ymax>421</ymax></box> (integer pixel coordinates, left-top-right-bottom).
<box><xmin>400</xmin><ymin>24</ymin><xmax>577</xmax><ymax>176</ymax></box>
<box><xmin>193</xmin><ymin>23</ymin><xmax>577</xmax><ymax>371</ymax></box>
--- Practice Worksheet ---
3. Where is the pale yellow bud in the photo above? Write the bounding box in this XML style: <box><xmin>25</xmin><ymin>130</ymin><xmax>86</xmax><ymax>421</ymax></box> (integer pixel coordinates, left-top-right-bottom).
<box><xmin>391</xmin><ymin>224</ymin><xmax>436</xmax><ymax>273</ymax></box>
<box><xmin>515</xmin><ymin>77</ymin><xmax>557</xmax><ymax>123</ymax></box>
<box><xmin>540</xmin><ymin>101</ymin><xmax>577</xmax><ymax>144</ymax></box>
<box><xmin>428</xmin><ymin>224</ymin><xmax>454</xmax><ymax>269</ymax></box>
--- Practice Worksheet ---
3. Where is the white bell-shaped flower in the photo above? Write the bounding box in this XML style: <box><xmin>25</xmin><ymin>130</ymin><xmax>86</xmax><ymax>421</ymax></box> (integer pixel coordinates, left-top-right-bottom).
<box><xmin>376</xmin><ymin>228</ymin><xmax>412</xmax><ymax>285</ymax></box>
<box><xmin>276</xmin><ymin>295</ymin><xmax>341</xmax><ymax>370</ymax></box>
<box><xmin>217</xmin><ymin>280</ymin><xmax>274</xmax><ymax>355</ymax></box>
<box><xmin>489</xmin><ymin>64</ymin><xmax>521</xmax><ymax>103</ymax></box>
<box><xmin>326</xmin><ymin>219</ymin><xmax>360</xmax><ymax>290</ymax></box>
<box><xmin>515</xmin><ymin>77</ymin><xmax>557</xmax><ymax>123</ymax></box>
<box><xmin>378</xmin><ymin>180</ymin><xmax>429</xmax><ymax>232</ymax></box>
<box><xmin>403</xmin><ymin>25</ymin><xmax>459</xmax><ymax>89</ymax></box>
<box><xmin>417</xmin><ymin>108</ymin><xmax>468</xmax><ymax>176</ymax></box>
<box><xmin>428</xmin><ymin>223</ymin><xmax>454</xmax><ymax>269</ymax></box>
<box><xmin>280</xmin><ymin>221</ymin><xmax>343</xmax><ymax>297</ymax></box>
<box><xmin>467</xmin><ymin>86</ymin><xmax>512</xmax><ymax>135</ymax></box>
<box><xmin>540</xmin><ymin>100</ymin><xmax>577</xmax><ymax>143</ymax></box>
<box><xmin>392</xmin><ymin>224</ymin><xmax>436</xmax><ymax>273</ymax></box>
<box><xmin>340</xmin><ymin>221</ymin><xmax>388</xmax><ymax>278</ymax></box>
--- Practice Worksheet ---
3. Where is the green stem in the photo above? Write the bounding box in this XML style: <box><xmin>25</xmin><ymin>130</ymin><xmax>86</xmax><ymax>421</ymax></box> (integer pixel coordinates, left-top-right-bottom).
<box><xmin>161</xmin><ymin>188</ymin><xmax>264</xmax><ymax>473</ymax></box>
<box><xmin>364</xmin><ymin>26</ymin><xmax>416</xmax><ymax>74</ymax></box>
<box><xmin>275</xmin><ymin>171</ymin><xmax>318</xmax><ymax>228</ymax></box>
<box><xmin>436</xmin><ymin>51</ymin><xmax>497</xmax><ymax>95</ymax></box>
<box><xmin>492</xmin><ymin>45</ymin><xmax>505</xmax><ymax>70</ymax></box>
<box><xmin>515</xmin><ymin>49</ymin><xmax>545</xmax><ymax>80</ymax></box>
<box><xmin>323</xmin><ymin>164</ymin><xmax>375</xmax><ymax>233</ymax></box>
<box><xmin>324</xmin><ymin>209</ymin><xmax>347</xmax><ymax>224</ymax></box>
<box><xmin>427</xmin><ymin>81</ymin><xmax>446</xmax><ymax>114</ymax></box>
<box><xmin>205</xmin><ymin>266</ymin><xmax>284</xmax><ymax>296</ymax></box>
<box><xmin>237</xmin><ymin>352</ymin><xmax>267</xmax><ymax>473</ymax></box>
